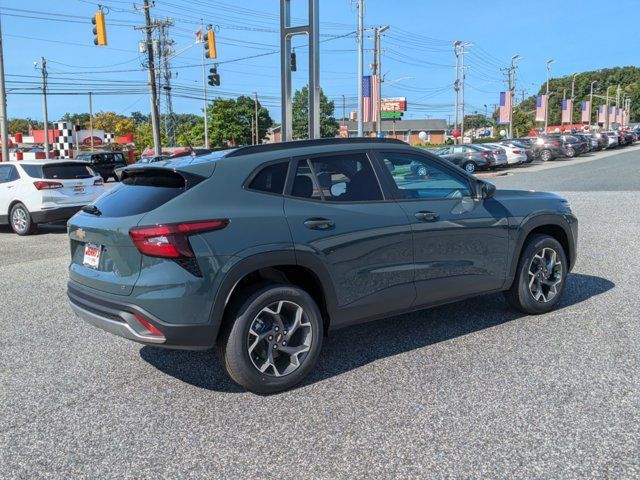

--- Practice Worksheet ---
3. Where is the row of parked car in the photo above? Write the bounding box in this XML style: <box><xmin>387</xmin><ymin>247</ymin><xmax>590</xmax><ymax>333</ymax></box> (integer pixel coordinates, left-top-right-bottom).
<box><xmin>432</xmin><ymin>129</ymin><xmax>638</xmax><ymax>172</ymax></box>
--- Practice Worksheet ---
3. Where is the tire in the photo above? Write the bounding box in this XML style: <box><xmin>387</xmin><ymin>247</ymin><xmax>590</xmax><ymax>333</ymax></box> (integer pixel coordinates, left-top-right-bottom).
<box><xmin>10</xmin><ymin>203</ymin><xmax>37</xmax><ymax>236</ymax></box>
<box><xmin>463</xmin><ymin>161</ymin><xmax>477</xmax><ymax>173</ymax></box>
<box><xmin>218</xmin><ymin>283</ymin><xmax>324</xmax><ymax>394</ymax></box>
<box><xmin>566</xmin><ymin>147</ymin><xmax>575</xmax><ymax>158</ymax></box>
<box><xmin>539</xmin><ymin>149</ymin><xmax>552</xmax><ymax>162</ymax></box>
<box><xmin>504</xmin><ymin>234</ymin><xmax>568</xmax><ymax>315</ymax></box>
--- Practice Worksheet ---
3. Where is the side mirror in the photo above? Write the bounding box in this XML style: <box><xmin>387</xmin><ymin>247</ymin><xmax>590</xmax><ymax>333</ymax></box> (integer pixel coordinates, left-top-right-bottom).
<box><xmin>476</xmin><ymin>180</ymin><xmax>496</xmax><ymax>199</ymax></box>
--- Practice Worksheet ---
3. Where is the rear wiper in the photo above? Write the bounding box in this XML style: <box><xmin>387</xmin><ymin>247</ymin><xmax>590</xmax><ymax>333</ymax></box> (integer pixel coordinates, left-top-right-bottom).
<box><xmin>81</xmin><ymin>204</ymin><xmax>102</xmax><ymax>216</ymax></box>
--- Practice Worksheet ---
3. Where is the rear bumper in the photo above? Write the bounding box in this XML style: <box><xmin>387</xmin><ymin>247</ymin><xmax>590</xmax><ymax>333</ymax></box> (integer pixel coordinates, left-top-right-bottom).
<box><xmin>32</xmin><ymin>205</ymin><xmax>83</xmax><ymax>224</ymax></box>
<box><xmin>67</xmin><ymin>283</ymin><xmax>216</xmax><ymax>350</ymax></box>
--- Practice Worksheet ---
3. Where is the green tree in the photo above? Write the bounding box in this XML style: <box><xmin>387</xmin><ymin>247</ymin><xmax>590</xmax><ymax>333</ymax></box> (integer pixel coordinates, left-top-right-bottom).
<box><xmin>7</xmin><ymin>118</ymin><xmax>42</xmax><ymax>134</ymax></box>
<box><xmin>292</xmin><ymin>86</ymin><xmax>339</xmax><ymax>139</ymax></box>
<box><xmin>236</xmin><ymin>95</ymin><xmax>274</xmax><ymax>144</ymax></box>
<box><xmin>511</xmin><ymin>107</ymin><xmax>535</xmax><ymax>138</ymax></box>
<box><xmin>206</xmin><ymin>96</ymin><xmax>274</xmax><ymax>147</ymax></box>
<box><xmin>61</xmin><ymin>112</ymin><xmax>91</xmax><ymax>128</ymax></box>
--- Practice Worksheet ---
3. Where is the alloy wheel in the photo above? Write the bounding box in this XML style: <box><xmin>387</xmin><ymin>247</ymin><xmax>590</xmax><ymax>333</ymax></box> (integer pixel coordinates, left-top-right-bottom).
<box><xmin>12</xmin><ymin>208</ymin><xmax>28</xmax><ymax>233</ymax></box>
<box><xmin>247</xmin><ymin>300</ymin><xmax>313</xmax><ymax>377</ymax></box>
<box><xmin>528</xmin><ymin>247</ymin><xmax>563</xmax><ymax>303</ymax></box>
<box><xmin>464</xmin><ymin>162</ymin><xmax>476</xmax><ymax>173</ymax></box>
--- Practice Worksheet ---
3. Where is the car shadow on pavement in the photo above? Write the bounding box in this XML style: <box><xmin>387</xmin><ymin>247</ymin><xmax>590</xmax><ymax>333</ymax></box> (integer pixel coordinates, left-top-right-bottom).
<box><xmin>139</xmin><ymin>273</ymin><xmax>614</xmax><ymax>394</ymax></box>
<box><xmin>0</xmin><ymin>223</ymin><xmax>67</xmax><ymax>235</ymax></box>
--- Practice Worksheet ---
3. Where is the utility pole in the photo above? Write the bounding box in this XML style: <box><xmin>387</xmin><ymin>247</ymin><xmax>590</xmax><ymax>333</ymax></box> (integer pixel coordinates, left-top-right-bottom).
<box><xmin>460</xmin><ymin>42</ymin><xmax>471</xmax><ymax>142</ymax></box>
<box><xmin>254</xmin><ymin>92</ymin><xmax>259</xmax><ymax>144</ymax></box>
<box><xmin>136</xmin><ymin>0</ymin><xmax>162</xmax><ymax>155</ymax></box>
<box><xmin>508</xmin><ymin>54</ymin><xmax>521</xmax><ymax>138</ymax></box>
<box><xmin>38</xmin><ymin>57</ymin><xmax>50</xmax><ymax>159</ymax></box>
<box><xmin>342</xmin><ymin>94</ymin><xmax>346</xmax><ymax>126</ymax></box>
<box><xmin>0</xmin><ymin>13</ymin><xmax>9</xmax><ymax>162</ymax></box>
<box><xmin>200</xmin><ymin>22</ymin><xmax>209</xmax><ymax>148</ymax></box>
<box><xmin>89</xmin><ymin>91</ymin><xmax>94</xmax><ymax>151</ymax></box>
<box><xmin>157</xmin><ymin>18</ymin><xmax>175</xmax><ymax>147</ymax></box>
<box><xmin>453</xmin><ymin>41</ymin><xmax>461</xmax><ymax>143</ymax></box>
<box><xmin>544</xmin><ymin>59</ymin><xmax>553</xmax><ymax>133</ymax></box>
<box><xmin>356</xmin><ymin>0</ymin><xmax>364</xmax><ymax>137</ymax></box>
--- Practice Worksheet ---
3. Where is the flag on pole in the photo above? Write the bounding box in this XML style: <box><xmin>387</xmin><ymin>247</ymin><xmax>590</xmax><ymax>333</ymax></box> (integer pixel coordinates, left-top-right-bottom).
<box><xmin>581</xmin><ymin>100</ymin><xmax>591</xmax><ymax>123</ymax></box>
<box><xmin>598</xmin><ymin>105</ymin><xmax>606</xmax><ymax>124</ymax></box>
<box><xmin>498</xmin><ymin>91</ymin><xmax>512</xmax><ymax>124</ymax></box>
<box><xmin>561</xmin><ymin>99</ymin><xmax>573</xmax><ymax>123</ymax></box>
<box><xmin>362</xmin><ymin>76</ymin><xmax>372</xmax><ymax>123</ymax></box>
<box><xmin>371</xmin><ymin>74</ymin><xmax>380</xmax><ymax>123</ymax></box>
<box><xmin>609</xmin><ymin>106</ymin><xmax>617</xmax><ymax>124</ymax></box>
<box><xmin>535</xmin><ymin>94</ymin><xmax>547</xmax><ymax>122</ymax></box>
<box><xmin>195</xmin><ymin>27</ymin><xmax>203</xmax><ymax>43</ymax></box>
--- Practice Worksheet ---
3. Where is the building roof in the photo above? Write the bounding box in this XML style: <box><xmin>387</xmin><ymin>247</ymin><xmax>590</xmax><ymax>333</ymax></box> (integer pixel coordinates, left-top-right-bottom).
<box><xmin>343</xmin><ymin>119</ymin><xmax>447</xmax><ymax>132</ymax></box>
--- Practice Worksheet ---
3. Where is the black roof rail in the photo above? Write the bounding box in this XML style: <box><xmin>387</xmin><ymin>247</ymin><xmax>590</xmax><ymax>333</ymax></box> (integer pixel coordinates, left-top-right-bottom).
<box><xmin>225</xmin><ymin>137</ymin><xmax>407</xmax><ymax>158</ymax></box>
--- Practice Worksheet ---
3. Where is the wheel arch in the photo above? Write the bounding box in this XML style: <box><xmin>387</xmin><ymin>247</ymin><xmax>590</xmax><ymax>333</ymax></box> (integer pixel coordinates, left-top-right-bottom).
<box><xmin>211</xmin><ymin>251</ymin><xmax>337</xmax><ymax>343</ymax></box>
<box><xmin>507</xmin><ymin>214</ymin><xmax>576</xmax><ymax>287</ymax></box>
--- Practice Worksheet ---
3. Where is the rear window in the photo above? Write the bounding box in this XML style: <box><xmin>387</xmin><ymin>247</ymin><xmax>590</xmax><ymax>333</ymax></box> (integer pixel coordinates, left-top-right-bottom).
<box><xmin>20</xmin><ymin>163</ymin><xmax>95</xmax><ymax>179</ymax></box>
<box><xmin>89</xmin><ymin>169</ymin><xmax>196</xmax><ymax>218</ymax></box>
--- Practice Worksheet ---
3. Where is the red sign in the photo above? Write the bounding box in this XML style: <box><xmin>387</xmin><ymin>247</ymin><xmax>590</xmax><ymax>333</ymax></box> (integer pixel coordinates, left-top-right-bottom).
<box><xmin>82</xmin><ymin>136</ymin><xmax>103</xmax><ymax>146</ymax></box>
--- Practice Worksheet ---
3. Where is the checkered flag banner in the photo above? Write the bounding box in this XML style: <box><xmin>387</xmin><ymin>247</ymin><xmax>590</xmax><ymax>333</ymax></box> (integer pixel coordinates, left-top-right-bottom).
<box><xmin>53</xmin><ymin>121</ymin><xmax>74</xmax><ymax>159</ymax></box>
<box><xmin>104</xmin><ymin>132</ymin><xmax>115</xmax><ymax>144</ymax></box>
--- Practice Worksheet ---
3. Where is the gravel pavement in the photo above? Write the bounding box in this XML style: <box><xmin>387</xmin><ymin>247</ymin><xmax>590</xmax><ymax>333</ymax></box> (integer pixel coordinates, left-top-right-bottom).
<box><xmin>1</xmin><ymin>148</ymin><xmax>638</xmax><ymax>478</ymax></box>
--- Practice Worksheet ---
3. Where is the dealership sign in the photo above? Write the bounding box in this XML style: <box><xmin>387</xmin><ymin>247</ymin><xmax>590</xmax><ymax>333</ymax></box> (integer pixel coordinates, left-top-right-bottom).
<box><xmin>82</xmin><ymin>136</ymin><xmax>104</xmax><ymax>146</ymax></box>
<box><xmin>381</xmin><ymin>97</ymin><xmax>407</xmax><ymax>113</ymax></box>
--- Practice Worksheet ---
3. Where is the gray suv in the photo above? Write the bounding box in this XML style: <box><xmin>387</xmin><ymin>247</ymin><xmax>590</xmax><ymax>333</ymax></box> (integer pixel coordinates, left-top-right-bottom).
<box><xmin>67</xmin><ymin>138</ymin><xmax>578</xmax><ymax>393</ymax></box>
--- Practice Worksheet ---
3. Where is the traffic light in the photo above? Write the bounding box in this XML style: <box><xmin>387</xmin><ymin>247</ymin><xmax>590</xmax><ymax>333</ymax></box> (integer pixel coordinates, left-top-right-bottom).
<box><xmin>208</xmin><ymin>67</ymin><xmax>220</xmax><ymax>87</ymax></box>
<box><xmin>290</xmin><ymin>51</ymin><xmax>297</xmax><ymax>72</ymax></box>
<box><xmin>204</xmin><ymin>29</ymin><xmax>217</xmax><ymax>59</ymax></box>
<box><xmin>92</xmin><ymin>11</ymin><xmax>107</xmax><ymax>46</ymax></box>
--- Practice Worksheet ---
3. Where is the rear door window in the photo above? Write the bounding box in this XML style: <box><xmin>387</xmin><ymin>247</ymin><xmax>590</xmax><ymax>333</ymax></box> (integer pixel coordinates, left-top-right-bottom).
<box><xmin>0</xmin><ymin>165</ymin><xmax>19</xmax><ymax>183</ymax></box>
<box><xmin>290</xmin><ymin>153</ymin><xmax>382</xmax><ymax>202</ymax></box>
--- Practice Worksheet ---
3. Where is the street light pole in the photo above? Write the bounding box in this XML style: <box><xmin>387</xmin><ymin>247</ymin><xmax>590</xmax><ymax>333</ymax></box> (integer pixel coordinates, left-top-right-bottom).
<box><xmin>460</xmin><ymin>42</ymin><xmax>472</xmax><ymax>143</ymax></box>
<box><xmin>589</xmin><ymin>81</ymin><xmax>596</xmax><ymax>127</ymax></box>
<box><xmin>606</xmin><ymin>85</ymin><xmax>615</xmax><ymax>130</ymax></box>
<box><xmin>570</xmin><ymin>73</ymin><xmax>577</xmax><ymax>128</ymax></box>
<box><xmin>453</xmin><ymin>40</ymin><xmax>461</xmax><ymax>143</ymax></box>
<box><xmin>376</xmin><ymin>25</ymin><xmax>389</xmax><ymax>136</ymax></box>
<box><xmin>544</xmin><ymin>59</ymin><xmax>553</xmax><ymax>133</ymax></box>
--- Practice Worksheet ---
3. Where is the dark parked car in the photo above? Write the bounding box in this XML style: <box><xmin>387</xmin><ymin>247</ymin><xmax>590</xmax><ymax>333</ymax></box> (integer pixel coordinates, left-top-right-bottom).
<box><xmin>433</xmin><ymin>144</ymin><xmax>496</xmax><ymax>173</ymax></box>
<box><xmin>532</xmin><ymin>135</ymin><xmax>576</xmax><ymax>161</ymax></box>
<box><xmin>572</xmin><ymin>133</ymin><xmax>595</xmax><ymax>152</ymax></box>
<box><xmin>67</xmin><ymin>138</ymin><xmax>578</xmax><ymax>393</ymax></box>
<box><xmin>590</xmin><ymin>132</ymin><xmax>609</xmax><ymax>150</ymax></box>
<box><xmin>560</xmin><ymin>134</ymin><xmax>588</xmax><ymax>155</ymax></box>
<box><xmin>75</xmin><ymin>152</ymin><xmax>127</xmax><ymax>181</ymax></box>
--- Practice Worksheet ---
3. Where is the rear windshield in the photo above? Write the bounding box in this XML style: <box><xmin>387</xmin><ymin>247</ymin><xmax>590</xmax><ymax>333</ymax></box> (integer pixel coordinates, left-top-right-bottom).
<box><xmin>21</xmin><ymin>163</ymin><xmax>95</xmax><ymax>179</ymax></box>
<box><xmin>89</xmin><ymin>169</ymin><xmax>195</xmax><ymax>218</ymax></box>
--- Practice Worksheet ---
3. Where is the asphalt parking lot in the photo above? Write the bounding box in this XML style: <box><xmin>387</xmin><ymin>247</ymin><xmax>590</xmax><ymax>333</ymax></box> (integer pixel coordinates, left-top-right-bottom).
<box><xmin>1</xmin><ymin>147</ymin><xmax>639</xmax><ymax>478</ymax></box>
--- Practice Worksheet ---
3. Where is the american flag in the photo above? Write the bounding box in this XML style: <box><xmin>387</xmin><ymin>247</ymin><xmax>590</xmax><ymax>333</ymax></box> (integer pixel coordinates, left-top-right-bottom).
<box><xmin>610</xmin><ymin>106</ymin><xmax>617</xmax><ymax>124</ymax></box>
<box><xmin>561</xmin><ymin>99</ymin><xmax>573</xmax><ymax>123</ymax></box>
<box><xmin>598</xmin><ymin>105</ymin><xmax>606</xmax><ymax>124</ymax></box>
<box><xmin>581</xmin><ymin>100</ymin><xmax>591</xmax><ymax>123</ymax></box>
<box><xmin>362</xmin><ymin>76</ymin><xmax>372</xmax><ymax>123</ymax></box>
<box><xmin>535</xmin><ymin>94</ymin><xmax>547</xmax><ymax>122</ymax></box>
<box><xmin>498</xmin><ymin>91</ymin><xmax>511</xmax><ymax>124</ymax></box>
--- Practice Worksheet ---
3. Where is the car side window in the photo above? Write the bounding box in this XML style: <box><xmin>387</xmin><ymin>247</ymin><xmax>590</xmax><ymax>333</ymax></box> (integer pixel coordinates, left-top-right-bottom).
<box><xmin>248</xmin><ymin>162</ymin><xmax>288</xmax><ymax>195</ymax></box>
<box><xmin>379</xmin><ymin>151</ymin><xmax>472</xmax><ymax>200</ymax></box>
<box><xmin>452</xmin><ymin>146</ymin><xmax>466</xmax><ymax>154</ymax></box>
<box><xmin>291</xmin><ymin>153</ymin><xmax>382</xmax><ymax>202</ymax></box>
<box><xmin>0</xmin><ymin>165</ymin><xmax>19</xmax><ymax>183</ymax></box>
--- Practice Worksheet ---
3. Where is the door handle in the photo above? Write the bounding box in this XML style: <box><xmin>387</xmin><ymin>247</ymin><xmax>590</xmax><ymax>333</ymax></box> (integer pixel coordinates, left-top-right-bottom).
<box><xmin>304</xmin><ymin>218</ymin><xmax>335</xmax><ymax>230</ymax></box>
<box><xmin>414</xmin><ymin>211</ymin><xmax>439</xmax><ymax>222</ymax></box>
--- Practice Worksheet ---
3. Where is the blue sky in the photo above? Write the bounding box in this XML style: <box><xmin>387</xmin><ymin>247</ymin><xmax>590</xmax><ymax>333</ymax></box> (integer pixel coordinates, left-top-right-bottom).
<box><xmin>2</xmin><ymin>0</ymin><xmax>639</xmax><ymax>124</ymax></box>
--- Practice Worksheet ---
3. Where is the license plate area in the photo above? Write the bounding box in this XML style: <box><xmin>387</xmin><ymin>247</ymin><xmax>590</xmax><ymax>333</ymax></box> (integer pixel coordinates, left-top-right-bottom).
<box><xmin>73</xmin><ymin>186</ymin><xmax>85</xmax><ymax>194</ymax></box>
<box><xmin>83</xmin><ymin>243</ymin><xmax>102</xmax><ymax>269</ymax></box>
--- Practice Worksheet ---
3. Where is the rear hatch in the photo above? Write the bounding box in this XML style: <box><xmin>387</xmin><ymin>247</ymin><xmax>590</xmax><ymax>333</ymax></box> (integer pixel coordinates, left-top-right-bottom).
<box><xmin>24</xmin><ymin>162</ymin><xmax>103</xmax><ymax>205</ymax></box>
<box><xmin>68</xmin><ymin>166</ymin><xmax>209</xmax><ymax>295</ymax></box>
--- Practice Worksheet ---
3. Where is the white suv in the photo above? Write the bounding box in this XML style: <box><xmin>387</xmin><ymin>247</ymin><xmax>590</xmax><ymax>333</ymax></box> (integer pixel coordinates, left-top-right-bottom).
<box><xmin>0</xmin><ymin>160</ymin><xmax>105</xmax><ymax>235</ymax></box>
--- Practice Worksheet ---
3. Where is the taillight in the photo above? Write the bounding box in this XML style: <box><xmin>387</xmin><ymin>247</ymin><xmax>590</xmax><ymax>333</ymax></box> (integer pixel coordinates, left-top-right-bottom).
<box><xmin>481</xmin><ymin>152</ymin><xmax>490</xmax><ymax>158</ymax></box>
<box><xmin>129</xmin><ymin>219</ymin><xmax>229</xmax><ymax>259</ymax></box>
<box><xmin>33</xmin><ymin>181</ymin><xmax>63</xmax><ymax>190</ymax></box>
<box><xmin>512</xmin><ymin>150</ymin><xmax>522</xmax><ymax>154</ymax></box>
<box><xmin>94</xmin><ymin>178</ymin><xmax>104</xmax><ymax>186</ymax></box>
